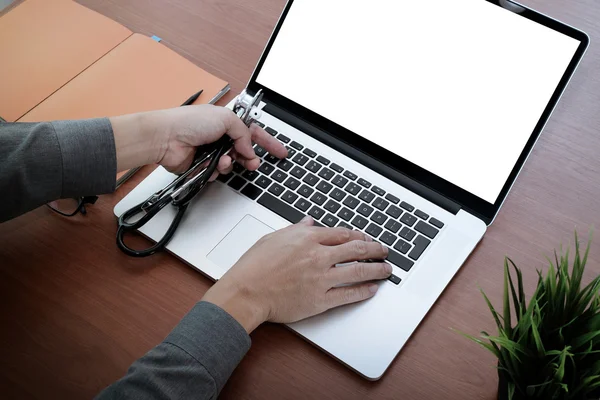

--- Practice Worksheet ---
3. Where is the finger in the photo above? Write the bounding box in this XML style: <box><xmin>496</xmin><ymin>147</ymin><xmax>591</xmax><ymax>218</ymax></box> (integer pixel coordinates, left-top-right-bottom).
<box><xmin>251</xmin><ymin>125</ymin><xmax>288</xmax><ymax>159</ymax></box>
<box><xmin>316</xmin><ymin>227</ymin><xmax>372</xmax><ymax>246</ymax></box>
<box><xmin>328</xmin><ymin>262</ymin><xmax>392</xmax><ymax>284</ymax></box>
<box><xmin>233</xmin><ymin>157</ymin><xmax>260</xmax><ymax>171</ymax></box>
<box><xmin>221</xmin><ymin>108</ymin><xmax>258</xmax><ymax>162</ymax></box>
<box><xmin>297</xmin><ymin>216</ymin><xmax>314</xmax><ymax>227</ymax></box>
<box><xmin>326</xmin><ymin>283</ymin><xmax>379</xmax><ymax>308</ymax></box>
<box><xmin>327</xmin><ymin>240</ymin><xmax>388</xmax><ymax>264</ymax></box>
<box><xmin>216</xmin><ymin>154</ymin><xmax>233</xmax><ymax>174</ymax></box>
<box><xmin>208</xmin><ymin>170</ymin><xmax>219</xmax><ymax>182</ymax></box>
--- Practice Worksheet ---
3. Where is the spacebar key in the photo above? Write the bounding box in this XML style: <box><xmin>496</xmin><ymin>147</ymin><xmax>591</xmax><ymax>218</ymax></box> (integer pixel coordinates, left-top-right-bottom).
<box><xmin>258</xmin><ymin>193</ymin><xmax>305</xmax><ymax>223</ymax></box>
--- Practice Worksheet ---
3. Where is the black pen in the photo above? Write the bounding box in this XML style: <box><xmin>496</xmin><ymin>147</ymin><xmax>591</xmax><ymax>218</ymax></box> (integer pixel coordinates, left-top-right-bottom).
<box><xmin>181</xmin><ymin>89</ymin><xmax>203</xmax><ymax>106</ymax></box>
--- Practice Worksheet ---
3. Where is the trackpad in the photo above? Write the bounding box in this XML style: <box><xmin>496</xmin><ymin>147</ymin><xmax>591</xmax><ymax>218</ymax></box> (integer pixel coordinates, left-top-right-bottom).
<box><xmin>207</xmin><ymin>215</ymin><xmax>274</xmax><ymax>270</ymax></box>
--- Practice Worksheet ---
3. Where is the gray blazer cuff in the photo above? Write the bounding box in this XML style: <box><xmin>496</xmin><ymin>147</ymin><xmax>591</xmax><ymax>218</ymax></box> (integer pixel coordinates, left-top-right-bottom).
<box><xmin>51</xmin><ymin>118</ymin><xmax>116</xmax><ymax>198</ymax></box>
<box><xmin>164</xmin><ymin>301</ymin><xmax>252</xmax><ymax>392</ymax></box>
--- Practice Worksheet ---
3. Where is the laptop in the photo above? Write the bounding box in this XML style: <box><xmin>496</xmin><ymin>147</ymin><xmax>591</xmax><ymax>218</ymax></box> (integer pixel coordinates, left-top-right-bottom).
<box><xmin>114</xmin><ymin>0</ymin><xmax>588</xmax><ymax>379</ymax></box>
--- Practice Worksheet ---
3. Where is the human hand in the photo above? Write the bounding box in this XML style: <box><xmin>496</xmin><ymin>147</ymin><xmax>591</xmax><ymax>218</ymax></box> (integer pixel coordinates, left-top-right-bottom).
<box><xmin>202</xmin><ymin>217</ymin><xmax>392</xmax><ymax>333</ymax></box>
<box><xmin>110</xmin><ymin>104</ymin><xmax>287</xmax><ymax>174</ymax></box>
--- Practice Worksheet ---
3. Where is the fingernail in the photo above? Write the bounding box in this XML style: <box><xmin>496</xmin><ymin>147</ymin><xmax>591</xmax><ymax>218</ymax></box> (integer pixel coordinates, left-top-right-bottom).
<box><xmin>384</xmin><ymin>263</ymin><xmax>393</xmax><ymax>274</ymax></box>
<box><xmin>368</xmin><ymin>284</ymin><xmax>378</xmax><ymax>294</ymax></box>
<box><xmin>365</xmin><ymin>235</ymin><xmax>373</xmax><ymax>242</ymax></box>
<box><xmin>382</xmin><ymin>244</ymin><xmax>389</xmax><ymax>255</ymax></box>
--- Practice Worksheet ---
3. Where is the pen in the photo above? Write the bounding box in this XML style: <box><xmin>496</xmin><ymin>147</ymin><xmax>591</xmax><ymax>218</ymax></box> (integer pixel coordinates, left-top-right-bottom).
<box><xmin>181</xmin><ymin>89</ymin><xmax>203</xmax><ymax>106</ymax></box>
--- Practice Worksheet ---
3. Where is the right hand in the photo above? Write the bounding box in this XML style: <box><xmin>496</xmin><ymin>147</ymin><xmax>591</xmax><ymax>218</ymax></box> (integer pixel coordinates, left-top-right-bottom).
<box><xmin>202</xmin><ymin>217</ymin><xmax>392</xmax><ymax>333</ymax></box>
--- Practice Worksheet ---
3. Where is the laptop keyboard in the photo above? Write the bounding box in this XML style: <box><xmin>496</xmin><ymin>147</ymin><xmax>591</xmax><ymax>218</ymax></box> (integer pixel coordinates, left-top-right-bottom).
<box><xmin>217</xmin><ymin>124</ymin><xmax>446</xmax><ymax>286</ymax></box>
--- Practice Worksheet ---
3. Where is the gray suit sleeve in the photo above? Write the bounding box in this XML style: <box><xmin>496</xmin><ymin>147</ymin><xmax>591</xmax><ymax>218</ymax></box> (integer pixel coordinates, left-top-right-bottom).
<box><xmin>0</xmin><ymin>119</ymin><xmax>116</xmax><ymax>222</ymax></box>
<box><xmin>96</xmin><ymin>301</ymin><xmax>251</xmax><ymax>400</ymax></box>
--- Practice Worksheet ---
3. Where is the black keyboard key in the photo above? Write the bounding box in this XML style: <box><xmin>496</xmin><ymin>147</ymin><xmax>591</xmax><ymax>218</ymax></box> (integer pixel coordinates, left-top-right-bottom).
<box><xmin>292</xmin><ymin>153</ymin><xmax>309</xmax><ymax>166</ymax></box>
<box><xmin>277</xmin><ymin>160</ymin><xmax>293</xmax><ymax>172</ymax></box>
<box><xmin>345</xmin><ymin>182</ymin><xmax>361</xmax><ymax>195</ymax></box>
<box><xmin>302</xmin><ymin>173</ymin><xmax>319</xmax><ymax>186</ymax></box>
<box><xmin>295</xmin><ymin>198</ymin><xmax>311</xmax><ymax>212</ymax></box>
<box><xmin>308</xmin><ymin>206</ymin><xmax>325</xmax><ymax>220</ymax></box>
<box><xmin>371</xmin><ymin>186</ymin><xmax>386</xmax><ymax>196</ymax></box>
<box><xmin>332</xmin><ymin>175</ymin><xmax>348</xmax><ymax>188</ymax></box>
<box><xmin>254</xmin><ymin>145</ymin><xmax>266</xmax><ymax>157</ymax></box>
<box><xmin>254</xmin><ymin>121</ymin><xmax>265</xmax><ymax>128</ymax></box>
<box><xmin>365</xmin><ymin>223</ymin><xmax>383</xmax><ymax>238</ymax></box>
<box><xmin>316</xmin><ymin>155</ymin><xmax>330</xmax><ymax>165</ymax></box>
<box><xmin>284</xmin><ymin>177</ymin><xmax>301</xmax><ymax>190</ymax></box>
<box><xmin>318</xmin><ymin>167</ymin><xmax>335</xmax><ymax>180</ymax></box>
<box><xmin>409</xmin><ymin>235</ymin><xmax>431</xmax><ymax>260</ymax></box>
<box><xmin>342</xmin><ymin>196</ymin><xmax>360</xmax><ymax>210</ymax></box>
<box><xmin>272</xmin><ymin>170</ymin><xmax>288</xmax><ymax>183</ymax></box>
<box><xmin>358</xmin><ymin>178</ymin><xmax>371</xmax><ymax>188</ymax></box>
<box><xmin>370</xmin><ymin>211</ymin><xmax>387</xmax><ymax>225</ymax></box>
<box><xmin>343</xmin><ymin>170</ymin><xmax>357</xmax><ymax>181</ymax></box>
<box><xmin>258</xmin><ymin>193</ymin><xmax>304</xmax><ymax>223</ymax></box>
<box><xmin>373</xmin><ymin>198</ymin><xmax>389</xmax><ymax>211</ymax></box>
<box><xmin>386</xmin><ymin>205</ymin><xmax>402</xmax><ymax>219</ymax></box>
<box><xmin>298</xmin><ymin>184</ymin><xmax>314</xmax><ymax>198</ymax></box>
<box><xmin>217</xmin><ymin>172</ymin><xmax>233</xmax><ymax>183</ymax></box>
<box><xmin>357</xmin><ymin>204</ymin><xmax>374</xmax><ymax>217</ymax></box>
<box><xmin>228</xmin><ymin>176</ymin><xmax>246</xmax><ymax>190</ymax></box>
<box><xmin>256</xmin><ymin>176</ymin><xmax>273</xmax><ymax>189</ymax></box>
<box><xmin>388</xmin><ymin>274</ymin><xmax>402</xmax><ymax>285</ymax></box>
<box><xmin>258</xmin><ymin>163</ymin><xmax>275</xmax><ymax>175</ymax></box>
<box><xmin>386</xmin><ymin>248</ymin><xmax>414</xmax><ymax>272</ymax></box>
<box><xmin>338</xmin><ymin>222</ymin><xmax>353</xmax><ymax>230</ymax></box>
<box><xmin>282</xmin><ymin>190</ymin><xmax>298</xmax><ymax>204</ymax></box>
<box><xmin>394</xmin><ymin>239</ymin><xmax>411</xmax><ymax>254</ymax></box>
<box><xmin>358</xmin><ymin>190</ymin><xmax>375</xmax><ymax>203</ymax></box>
<box><xmin>268</xmin><ymin>183</ymin><xmax>285</xmax><ymax>196</ymax></box>
<box><xmin>290</xmin><ymin>166</ymin><xmax>307</xmax><ymax>179</ymax></box>
<box><xmin>290</xmin><ymin>141</ymin><xmax>303</xmax><ymax>150</ymax></box>
<box><xmin>430</xmin><ymin>218</ymin><xmax>444</xmax><ymax>229</ymax></box>
<box><xmin>351</xmin><ymin>215</ymin><xmax>368</xmax><ymax>229</ymax></box>
<box><xmin>322</xmin><ymin>214</ymin><xmax>340</xmax><ymax>227</ymax></box>
<box><xmin>233</xmin><ymin>163</ymin><xmax>244</xmax><ymax>174</ymax></box>
<box><xmin>303</xmin><ymin>148</ymin><xmax>317</xmax><ymax>158</ymax></box>
<box><xmin>331</xmin><ymin>188</ymin><xmax>346</xmax><ymax>201</ymax></box>
<box><xmin>324</xmin><ymin>199</ymin><xmax>341</xmax><ymax>213</ymax></box>
<box><xmin>264</xmin><ymin>154</ymin><xmax>280</xmax><ymax>164</ymax></box>
<box><xmin>399</xmin><ymin>227</ymin><xmax>416</xmax><ymax>241</ymax></box>
<box><xmin>337</xmin><ymin>207</ymin><xmax>355</xmax><ymax>222</ymax></box>
<box><xmin>385</xmin><ymin>193</ymin><xmax>400</xmax><ymax>204</ymax></box>
<box><xmin>286</xmin><ymin>147</ymin><xmax>297</xmax><ymax>158</ymax></box>
<box><xmin>277</xmin><ymin>133</ymin><xmax>290</xmax><ymax>143</ymax></box>
<box><xmin>310</xmin><ymin>192</ymin><xmax>327</xmax><ymax>206</ymax></box>
<box><xmin>330</xmin><ymin>163</ymin><xmax>344</xmax><ymax>173</ymax></box>
<box><xmin>305</xmin><ymin>161</ymin><xmax>322</xmax><ymax>173</ymax></box>
<box><xmin>400</xmin><ymin>213</ymin><xmax>417</xmax><ymax>227</ymax></box>
<box><xmin>380</xmin><ymin>231</ymin><xmax>397</xmax><ymax>246</ymax></box>
<box><xmin>415</xmin><ymin>209</ymin><xmax>429</xmax><ymax>220</ymax></box>
<box><xmin>242</xmin><ymin>170</ymin><xmax>259</xmax><ymax>181</ymax></box>
<box><xmin>400</xmin><ymin>201</ymin><xmax>415</xmax><ymax>212</ymax></box>
<box><xmin>241</xmin><ymin>183</ymin><xmax>263</xmax><ymax>200</ymax></box>
<box><xmin>316</xmin><ymin>180</ymin><xmax>333</xmax><ymax>194</ymax></box>
<box><xmin>384</xmin><ymin>220</ymin><xmax>402</xmax><ymax>234</ymax></box>
<box><xmin>265</xmin><ymin>127</ymin><xmax>278</xmax><ymax>136</ymax></box>
<box><xmin>415</xmin><ymin>221</ymin><xmax>439</xmax><ymax>239</ymax></box>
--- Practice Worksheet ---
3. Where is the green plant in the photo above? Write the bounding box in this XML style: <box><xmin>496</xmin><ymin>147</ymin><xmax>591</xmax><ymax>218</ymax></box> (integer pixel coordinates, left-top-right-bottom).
<box><xmin>463</xmin><ymin>233</ymin><xmax>600</xmax><ymax>400</ymax></box>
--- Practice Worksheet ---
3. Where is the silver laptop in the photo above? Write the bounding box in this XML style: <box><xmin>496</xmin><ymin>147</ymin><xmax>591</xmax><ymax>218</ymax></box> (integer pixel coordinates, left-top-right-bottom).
<box><xmin>114</xmin><ymin>0</ymin><xmax>588</xmax><ymax>379</ymax></box>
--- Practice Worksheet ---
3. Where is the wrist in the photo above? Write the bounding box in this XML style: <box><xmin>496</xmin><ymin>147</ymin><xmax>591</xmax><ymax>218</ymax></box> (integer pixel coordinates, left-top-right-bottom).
<box><xmin>110</xmin><ymin>111</ymin><xmax>166</xmax><ymax>171</ymax></box>
<box><xmin>202</xmin><ymin>280</ymin><xmax>268</xmax><ymax>334</ymax></box>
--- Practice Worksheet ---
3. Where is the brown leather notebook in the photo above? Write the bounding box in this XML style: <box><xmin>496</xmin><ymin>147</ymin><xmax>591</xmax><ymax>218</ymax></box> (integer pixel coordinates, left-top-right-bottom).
<box><xmin>1</xmin><ymin>0</ymin><xmax>229</xmax><ymax>186</ymax></box>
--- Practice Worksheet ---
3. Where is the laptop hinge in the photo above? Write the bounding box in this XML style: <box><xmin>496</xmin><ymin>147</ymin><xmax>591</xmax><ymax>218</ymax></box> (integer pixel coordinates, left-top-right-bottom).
<box><xmin>263</xmin><ymin>102</ymin><xmax>462</xmax><ymax>216</ymax></box>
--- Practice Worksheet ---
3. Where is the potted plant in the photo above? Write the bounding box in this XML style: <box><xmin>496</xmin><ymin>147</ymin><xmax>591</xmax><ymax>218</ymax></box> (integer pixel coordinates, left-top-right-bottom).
<box><xmin>462</xmin><ymin>233</ymin><xmax>600</xmax><ymax>400</ymax></box>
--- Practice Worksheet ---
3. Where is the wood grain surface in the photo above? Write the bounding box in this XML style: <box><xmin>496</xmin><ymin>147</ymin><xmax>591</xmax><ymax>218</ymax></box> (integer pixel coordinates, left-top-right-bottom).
<box><xmin>1</xmin><ymin>0</ymin><xmax>599</xmax><ymax>399</ymax></box>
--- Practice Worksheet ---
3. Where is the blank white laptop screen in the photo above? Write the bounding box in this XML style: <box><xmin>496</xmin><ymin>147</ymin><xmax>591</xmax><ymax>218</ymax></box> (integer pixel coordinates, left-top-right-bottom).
<box><xmin>256</xmin><ymin>0</ymin><xmax>581</xmax><ymax>204</ymax></box>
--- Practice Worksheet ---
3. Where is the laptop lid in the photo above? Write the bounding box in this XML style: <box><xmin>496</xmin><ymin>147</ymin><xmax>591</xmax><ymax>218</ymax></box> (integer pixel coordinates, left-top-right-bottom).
<box><xmin>247</xmin><ymin>0</ymin><xmax>589</xmax><ymax>224</ymax></box>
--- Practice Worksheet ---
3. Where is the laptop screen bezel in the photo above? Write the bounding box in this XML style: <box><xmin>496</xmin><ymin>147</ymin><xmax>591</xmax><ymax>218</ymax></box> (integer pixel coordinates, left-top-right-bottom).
<box><xmin>247</xmin><ymin>0</ymin><xmax>589</xmax><ymax>223</ymax></box>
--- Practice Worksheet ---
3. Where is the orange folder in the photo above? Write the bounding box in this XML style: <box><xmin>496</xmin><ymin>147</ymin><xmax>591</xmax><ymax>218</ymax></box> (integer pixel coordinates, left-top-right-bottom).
<box><xmin>0</xmin><ymin>0</ymin><xmax>131</xmax><ymax>122</ymax></box>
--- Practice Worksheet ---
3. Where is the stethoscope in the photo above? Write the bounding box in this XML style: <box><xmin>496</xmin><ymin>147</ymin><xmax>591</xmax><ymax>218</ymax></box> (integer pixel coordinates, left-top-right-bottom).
<box><xmin>116</xmin><ymin>89</ymin><xmax>264</xmax><ymax>257</ymax></box>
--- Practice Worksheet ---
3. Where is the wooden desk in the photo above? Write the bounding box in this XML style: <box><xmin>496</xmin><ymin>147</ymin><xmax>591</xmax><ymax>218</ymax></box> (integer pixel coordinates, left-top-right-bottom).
<box><xmin>1</xmin><ymin>1</ymin><xmax>599</xmax><ymax>398</ymax></box>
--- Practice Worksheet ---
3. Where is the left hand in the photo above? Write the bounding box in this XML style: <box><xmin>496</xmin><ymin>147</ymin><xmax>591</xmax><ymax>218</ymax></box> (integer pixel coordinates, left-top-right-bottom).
<box><xmin>110</xmin><ymin>104</ymin><xmax>288</xmax><ymax>174</ymax></box>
